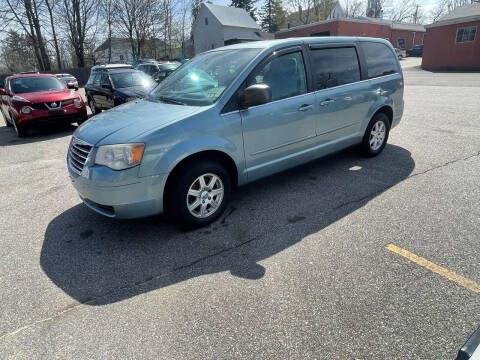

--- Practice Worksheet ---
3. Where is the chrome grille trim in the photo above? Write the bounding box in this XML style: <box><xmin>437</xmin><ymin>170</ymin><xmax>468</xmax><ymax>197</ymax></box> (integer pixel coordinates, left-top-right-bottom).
<box><xmin>69</xmin><ymin>137</ymin><xmax>93</xmax><ymax>175</ymax></box>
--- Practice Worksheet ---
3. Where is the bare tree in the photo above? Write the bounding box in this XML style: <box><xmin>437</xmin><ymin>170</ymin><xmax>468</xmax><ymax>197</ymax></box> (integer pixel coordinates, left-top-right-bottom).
<box><xmin>99</xmin><ymin>0</ymin><xmax>115</xmax><ymax>62</ymax></box>
<box><xmin>116</xmin><ymin>0</ymin><xmax>160</xmax><ymax>60</ymax></box>
<box><xmin>2</xmin><ymin>0</ymin><xmax>52</xmax><ymax>70</ymax></box>
<box><xmin>44</xmin><ymin>0</ymin><xmax>62</xmax><ymax>69</ymax></box>
<box><xmin>342</xmin><ymin>0</ymin><xmax>365</xmax><ymax>17</ymax></box>
<box><xmin>62</xmin><ymin>0</ymin><xmax>97</xmax><ymax>67</ymax></box>
<box><xmin>388</xmin><ymin>0</ymin><xmax>417</xmax><ymax>22</ymax></box>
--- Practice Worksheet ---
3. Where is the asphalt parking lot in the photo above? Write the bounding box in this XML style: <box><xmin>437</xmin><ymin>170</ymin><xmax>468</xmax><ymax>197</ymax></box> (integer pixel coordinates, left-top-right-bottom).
<box><xmin>1</xmin><ymin>58</ymin><xmax>479</xmax><ymax>359</ymax></box>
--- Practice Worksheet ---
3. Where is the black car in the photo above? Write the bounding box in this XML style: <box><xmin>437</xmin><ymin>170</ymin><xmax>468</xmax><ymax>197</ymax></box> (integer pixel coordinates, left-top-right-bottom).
<box><xmin>407</xmin><ymin>44</ymin><xmax>423</xmax><ymax>57</ymax></box>
<box><xmin>85</xmin><ymin>64</ymin><xmax>156</xmax><ymax>115</ymax></box>
<box><xmin>137</xmin><ymin>61</ymin><xmax>181</xmax><ymax>78</ymax></box>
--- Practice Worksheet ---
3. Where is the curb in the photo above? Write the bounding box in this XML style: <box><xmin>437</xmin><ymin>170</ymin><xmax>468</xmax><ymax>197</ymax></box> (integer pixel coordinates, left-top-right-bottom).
<box><xmin>457</xmin><ymin>327</ymin><xmax>480</xmax><ymax>360</ymax></box>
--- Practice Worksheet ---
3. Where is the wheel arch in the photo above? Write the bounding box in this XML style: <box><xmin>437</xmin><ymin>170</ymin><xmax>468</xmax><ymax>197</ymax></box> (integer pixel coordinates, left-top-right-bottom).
<box><xmin>163</xmin><ymin>149</ymin><xmax>239</xmax><ymax>212</ymax></box>
<box><xmin>372</xmin><ymin>105</ymin><xmax>393</xmax><ymax>127</ymax></box>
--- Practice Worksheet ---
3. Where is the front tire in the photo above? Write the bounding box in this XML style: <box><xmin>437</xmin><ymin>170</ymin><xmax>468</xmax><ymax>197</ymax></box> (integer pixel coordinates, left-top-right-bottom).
<box><xmin>88</xmin><ymin>97</ymin><xmax>99</xmax><ymax>115</ymax></box>
<box><xmin>1</xmin><ymin>109</ymin><xmax>12</xmax><ymax>127</ymax></box>
<box><xmin>361</xmin><ymin>112</ymin><xmax>390</xmax><ymax>157</ymax></box>
<box><xmin>12</xmin><ymin>114</ymin><xmax>28</xmax><ymax>137</ymax></box>
<box><xmin>168</xmin><ymin>161</ymin><xmax>232</xmax><ymax>228</ymax></box>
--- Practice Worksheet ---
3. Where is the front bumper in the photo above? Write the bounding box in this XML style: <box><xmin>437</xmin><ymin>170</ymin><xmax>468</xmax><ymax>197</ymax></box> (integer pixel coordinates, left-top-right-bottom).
<box><xmin>67</xmin><ymin>155</ymin><xmax>167</xmax><ymax>219</ymax></box>
<box><xmin>17</xmin><ymin>105</ymin><xmax>87</xmax><ymax>125</ymax></box>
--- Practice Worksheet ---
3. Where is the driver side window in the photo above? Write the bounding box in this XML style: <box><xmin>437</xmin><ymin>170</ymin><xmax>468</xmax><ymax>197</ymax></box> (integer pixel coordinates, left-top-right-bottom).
<box><xmin>100</xmin><ymin>74</ymin><xmax>111</xmax><ymax>87</ymax></box>
<box><xmin>247</xmin><ymin>51</ymin><xmax>307</xmax><ymax>102</ymax></box>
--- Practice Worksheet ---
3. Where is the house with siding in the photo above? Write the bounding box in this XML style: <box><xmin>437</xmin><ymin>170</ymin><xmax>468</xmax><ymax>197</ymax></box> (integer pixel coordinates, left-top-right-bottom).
<box><xmin>192</xmin><ymin>3</ymin><xmax>273</xmax><ymax>55</ymax></box>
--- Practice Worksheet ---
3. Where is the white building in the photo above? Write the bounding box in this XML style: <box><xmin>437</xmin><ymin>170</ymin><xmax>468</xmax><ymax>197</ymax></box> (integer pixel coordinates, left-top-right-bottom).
<box><xmin>192</xmin><ymin>3</ymin><xmax>274</xmax><ymax>55</ymax></box>
<box><xmin>94</xmin><ymin>38</ymin><xmax>135</xmax><ymax>64</ymax></box>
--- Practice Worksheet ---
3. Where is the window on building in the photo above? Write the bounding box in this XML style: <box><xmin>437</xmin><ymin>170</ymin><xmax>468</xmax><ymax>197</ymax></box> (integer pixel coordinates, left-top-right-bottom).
<box><xmin>397</xmin><ymin>38</ymin><xmax>406</xmax><ymax>49</ymax></box>
<box><xmin>456</xmin><ymin>26</ymin><xmax>477</xmax><ymax>43</ymax></box>
<box><xmin>120</xmin><ymin>55</ymin><xmax>124</xmax><ymax>60</ymax></box>
<box><xmin>310</xmin><ymin>47</ymin><xmax>360</xmax><ymax>90</ymax></box>
<box><xmin>205</xmin><ymin>17</ymin><xmax>208</xmax><ymax>25</ymax></box>
<box><xmin>211</xmin><ymin>44</ymin><xmax>214</xmax><ymax>49</ymax></box>
<box><xmin>310</xmin><ymin>31</ymin><xmax>330</xmax><ymax>37</ymax></box>
<box><xmin>247</xmin><ymin>51</ymin><xmax>307</xmax><ymax>101</ymax></box>
<box><xmin>361</xmin><ymin>42</ymin><xmax>399</xmax><ymax>79</ymax></box>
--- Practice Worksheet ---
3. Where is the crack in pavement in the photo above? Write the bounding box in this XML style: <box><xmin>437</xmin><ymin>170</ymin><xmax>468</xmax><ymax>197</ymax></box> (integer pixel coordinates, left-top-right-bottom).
<box><xmin>1</xmin><ymin>149</ymin><xmax>479</xmax><ymax>341</ymax></box>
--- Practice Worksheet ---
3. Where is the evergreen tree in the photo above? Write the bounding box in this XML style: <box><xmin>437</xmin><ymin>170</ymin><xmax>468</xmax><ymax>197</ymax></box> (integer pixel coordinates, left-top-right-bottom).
<box><xmin>230</xmin><ymin>0</ymin><xmax>258</xmax><ymax>21</ymax></box>
<box><xmin>260</xmin><ymin>0</ymin><xmax>286</xmax><ymax>32</ymax></box>
<box><xmin>192</xmin><ymin>0</ymin><xmax>203</xmax><ymax>22</ymax></box>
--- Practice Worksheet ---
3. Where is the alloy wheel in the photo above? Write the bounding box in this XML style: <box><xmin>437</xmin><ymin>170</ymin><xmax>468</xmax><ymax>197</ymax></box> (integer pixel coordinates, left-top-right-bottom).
<box><xmin>186</xmin><ymin>173</ymin><xmax>224</xmax><ymax>218</ymax></box>
<box><xmin>369</xmin><ymin>120</ymin><xmax>386</xmax><ymax>151</ymax></box>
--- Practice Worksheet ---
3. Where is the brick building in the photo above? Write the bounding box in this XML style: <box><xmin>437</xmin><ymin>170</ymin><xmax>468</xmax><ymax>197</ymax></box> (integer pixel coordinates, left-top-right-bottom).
<box><xmin>422</xmin><ymin>4</ymin><xmax>480</xmax><ymax>71</ymax></box>
<box><xmin>275</xmin><ymin>18</ymin><xmax>425</xmax><ymax>50</ymax></box>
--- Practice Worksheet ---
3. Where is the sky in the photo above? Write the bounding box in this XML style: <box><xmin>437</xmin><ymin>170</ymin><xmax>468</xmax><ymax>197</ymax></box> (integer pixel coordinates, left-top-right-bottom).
<box><xmin>209</xmin><ymin>0</ymin><xmax>441</xmax><ymax>22</ymax></box>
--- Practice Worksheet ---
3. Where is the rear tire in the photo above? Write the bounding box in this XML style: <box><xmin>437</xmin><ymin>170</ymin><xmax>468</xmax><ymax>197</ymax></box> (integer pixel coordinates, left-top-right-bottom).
<box><xmin>360</xmin><ymin>112</ymin><xmax>390</xmax><ymax>157</ymax></box>
<box><xmin>167</xmin><ymin>160</ymin><xmax>232</xmax><ymax>228</ymax></box>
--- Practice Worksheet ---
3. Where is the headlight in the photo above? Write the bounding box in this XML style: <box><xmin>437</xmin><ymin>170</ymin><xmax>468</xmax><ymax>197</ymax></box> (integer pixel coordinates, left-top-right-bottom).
<box><xmin>74</xmin><ymin>98</ymin><xmax>82</xmax><ymax>108</ymax></box>
<box><xmin>95</xmin><ymin>143</ymin><xmax>145</xmax><ymax>170</ymax></box>
<box><xmin>21</xmin><ymin>106</ymin><xmax>32</xmax><ymax>114</ymax></box>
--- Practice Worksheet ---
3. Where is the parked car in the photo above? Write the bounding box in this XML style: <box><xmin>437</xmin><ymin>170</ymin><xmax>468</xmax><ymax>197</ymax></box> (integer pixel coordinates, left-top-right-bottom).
<box><xmin>132</xmin><ymin>58</ymin><xmax>157</xmax><ymax>68</ymax></box>
<box><xmin>55</xmin><ymin>73</ymin><xmax>79</xmax><ymax>90</ymax></box>
<box><xmin>0</xmin><ymin>73</ymin><xmax>87</xmax><ymax>137</ymax></box>
<box><xmin>137</xmin><ymin>61</ymin><xmax>181</xmax><ymax>78</ymax></box>
<box><xmin>84</xmin><ymin>64</ymin><xmax>155</xmax><ymax>115</ymax></box>
<box><xmin>407</xmin><ymin>44</ymin><xmax>423</xmax><ymax>57</ymax></box>
<box><xmin>67</xmin><ymin>37</ymin><xmax>404</xmax><ymax>227</ymax></box>
<box><xmin>151</xmin><ymin>62</ymin><xmax>182</xmax><ymax>83</ymax></box>
<box><xmin>394</xmin><ymin>47</ymin><xmax>406</xmax><ymax>59</ymax></box>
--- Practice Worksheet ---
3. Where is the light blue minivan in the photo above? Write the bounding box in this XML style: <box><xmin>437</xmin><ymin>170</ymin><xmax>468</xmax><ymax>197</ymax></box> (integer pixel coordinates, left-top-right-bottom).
<box><xmin>68</xmin><ymin>37</ymin><xmax>404</xmax><ymax>227</ymax></box>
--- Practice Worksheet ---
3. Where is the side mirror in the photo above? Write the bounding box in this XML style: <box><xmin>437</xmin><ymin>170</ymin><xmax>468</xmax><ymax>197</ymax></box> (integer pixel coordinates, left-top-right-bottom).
<box><xmin>67</xmin><ymin>82</ymin><xmax>75</xmax><ymax>89</ymax></box>
<box><xmin>239</xmin><ymin>84</ymin><xmax>272</xmax><ymax>109</ymax></box>
<box><xmin>0</xmin><ymin>88</ymin><xmax>4</xmax><ymax>96</ymax></box>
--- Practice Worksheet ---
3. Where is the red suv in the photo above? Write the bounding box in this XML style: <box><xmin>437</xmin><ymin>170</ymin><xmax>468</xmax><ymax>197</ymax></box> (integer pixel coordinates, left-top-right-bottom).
<box><xmin>0</xmin><ymin>73</ymin><xmax>87</xmax><ymax>137</ymax></box>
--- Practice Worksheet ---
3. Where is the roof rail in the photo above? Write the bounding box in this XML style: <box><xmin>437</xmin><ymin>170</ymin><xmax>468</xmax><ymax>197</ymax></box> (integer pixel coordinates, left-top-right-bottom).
<box><xmin>13</xmin><ymin>71</ymin><xmax>40</xmax><ymax>75</ymax></box>
<box><xmin>91</xmin><ymin>64</ymin><xmax>133</xmax><ymax>71</ymax></box>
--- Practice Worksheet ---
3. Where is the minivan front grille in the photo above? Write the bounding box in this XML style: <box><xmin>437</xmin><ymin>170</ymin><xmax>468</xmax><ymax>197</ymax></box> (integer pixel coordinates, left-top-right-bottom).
<box><xmin>69</xmin><ymin>137</ymin><xmax>93</xmax><ymax>175</ymax></box>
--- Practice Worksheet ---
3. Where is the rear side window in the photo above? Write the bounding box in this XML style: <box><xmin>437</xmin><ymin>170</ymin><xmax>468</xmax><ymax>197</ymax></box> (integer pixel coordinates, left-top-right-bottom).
<box><xmin>361</xmin><ymin>42</ymin><xmax>399</xmax><ymax>79</ymax></box>
<box><xmin>310</xmin><ymin>47</ymin><xmax>360</xmax><ymax>90</ymax></box>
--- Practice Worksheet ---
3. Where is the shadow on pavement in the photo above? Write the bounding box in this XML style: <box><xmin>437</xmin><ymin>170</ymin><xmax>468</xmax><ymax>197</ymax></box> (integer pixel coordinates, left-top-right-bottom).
<box><xmin>0</xmin><ymin>123</ymin><xmax>77</xmax><ymax>146</ymax></box>
<box><xmin>41</xmin><ymin>144</ymin><xmax>415</xmax><ymax>305</ymax></box>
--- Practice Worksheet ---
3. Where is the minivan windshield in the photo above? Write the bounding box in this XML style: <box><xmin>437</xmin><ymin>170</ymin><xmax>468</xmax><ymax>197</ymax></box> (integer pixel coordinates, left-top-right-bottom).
<box><xmin>10</xmin><ymin>76</ymin><xmax>65</xmax><ymax>94</ymax></box>
<box><xmin>149</xmin><ymin>48</ymin><xmax>261</xmax><ymax>106</ymax></box>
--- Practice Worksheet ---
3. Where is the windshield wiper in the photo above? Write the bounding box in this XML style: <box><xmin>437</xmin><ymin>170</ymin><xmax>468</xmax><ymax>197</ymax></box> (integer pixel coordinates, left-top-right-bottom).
<box><xmin>158</xmin><ymin>96</ymin><xmax>186</xmax><ymax>105</ymax></box>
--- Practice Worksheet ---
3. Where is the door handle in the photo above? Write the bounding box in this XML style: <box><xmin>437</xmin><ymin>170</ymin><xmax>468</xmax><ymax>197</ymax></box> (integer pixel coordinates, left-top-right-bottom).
<box><xmin>298</xmin><ymin>104</ymin><xmax>313</xmax><ymax>112</ymax></box>
<box><xmin>320</xmin><ymin>99</ymin><xmax>335</xmax><ymax>106</ymax></box>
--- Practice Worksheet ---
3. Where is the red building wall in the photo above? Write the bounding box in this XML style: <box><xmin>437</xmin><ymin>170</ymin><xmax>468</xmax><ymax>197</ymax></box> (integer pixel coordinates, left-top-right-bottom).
<box><xmin>422</xmin><ymin>20</ymin><xmax>480</xmax><ymax>70</ymax></box>
<box><xmin>275</xmin><ymin>20</ymin><xmax>425</xmax><ymax>50</ymax></box>
<box><xmin>275</xmin><ymin>21</ymin><xmax>339</xmax><ymax>39</ymax></box>
<box><xmin>390</xmin><ymin>29</ymin><xmax>424</xmax><ymax>49</ymax></box>
<box><xmin>336</xmin><ymin>20</ymin><xmax>390</xmax><ymax>39</ymax></box>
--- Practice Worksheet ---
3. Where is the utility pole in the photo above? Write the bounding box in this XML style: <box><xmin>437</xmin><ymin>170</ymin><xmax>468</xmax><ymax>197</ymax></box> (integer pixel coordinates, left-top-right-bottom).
<box><xmin>413</xmin><ymin>4</ymin><xmax>419</xmax><ymax>24</ymax></box>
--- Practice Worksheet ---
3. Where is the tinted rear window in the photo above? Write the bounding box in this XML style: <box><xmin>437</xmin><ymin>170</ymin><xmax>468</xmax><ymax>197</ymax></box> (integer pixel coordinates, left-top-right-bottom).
<box><xmin>310</xmin><ymin>47</ymin><xmax>361</xmax><ymax>90</ymax></box>
<box><xmin>361</xmin><ymin>42</ymin><xmax>399</xmax><ymax>79</ymax></box>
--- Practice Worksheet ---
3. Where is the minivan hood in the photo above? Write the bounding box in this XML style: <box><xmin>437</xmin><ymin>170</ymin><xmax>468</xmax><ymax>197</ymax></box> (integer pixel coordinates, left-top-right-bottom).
<box><xmin>74</xmin><ymin>99</ymin><xmax>201</xmax><ymax>145</ymax></box>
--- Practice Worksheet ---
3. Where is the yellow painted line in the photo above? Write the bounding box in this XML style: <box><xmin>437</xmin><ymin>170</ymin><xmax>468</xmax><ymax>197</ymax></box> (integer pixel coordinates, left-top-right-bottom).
<box><xmin>386</xmin><ymin>244</ymin><xmax>480</xmax><ymax>294</ymax></box>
